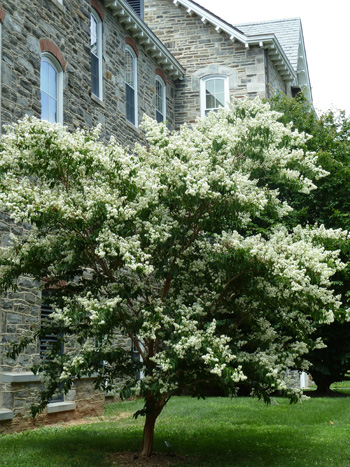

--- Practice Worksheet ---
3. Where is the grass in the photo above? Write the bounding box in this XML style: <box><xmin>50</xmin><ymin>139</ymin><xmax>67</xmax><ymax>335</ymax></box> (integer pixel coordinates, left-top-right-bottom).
<box><xmin>330</xmin><ymin>380</ymin><xmax>350</xmax><ymax>389</ymax></box>
<box><xmin>1</xmin><ymin>396</ymin><xmax>350</xmax><ymax>466</ymax></box>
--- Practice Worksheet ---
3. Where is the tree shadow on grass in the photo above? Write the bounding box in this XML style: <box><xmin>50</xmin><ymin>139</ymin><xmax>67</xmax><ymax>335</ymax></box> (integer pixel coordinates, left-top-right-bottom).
<box><xmin>1</xmin><ymin>413</ymin><xmax>350</xmax><ymax>467</ymax></box>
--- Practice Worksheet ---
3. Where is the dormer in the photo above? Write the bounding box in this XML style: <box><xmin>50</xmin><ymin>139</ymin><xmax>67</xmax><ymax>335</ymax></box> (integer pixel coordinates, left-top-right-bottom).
<box><xmin>125</xmin><ymin>0</ymin><xmax>144</xmax><ymax>19</ymax></box>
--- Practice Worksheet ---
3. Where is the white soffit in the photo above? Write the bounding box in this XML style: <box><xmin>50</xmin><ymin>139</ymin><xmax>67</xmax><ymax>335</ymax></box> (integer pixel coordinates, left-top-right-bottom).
<box><xmin>104</xmin><ymin>0</ymin><xmax>185</xmax><ymax>79</ymax></box>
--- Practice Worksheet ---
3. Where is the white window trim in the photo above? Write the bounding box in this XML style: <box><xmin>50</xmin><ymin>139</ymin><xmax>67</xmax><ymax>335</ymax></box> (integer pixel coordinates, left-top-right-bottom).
<box><xmin>200</xmin><ymin>75</ymin><xmax>229</xmax><ymax>118</ymax></box>
<box><xmin>125</xmin><ymin>45</ymin><xmax>138</xmax><ymax>128</ymax></box>
<box><xmin>155</xmin><ymin>75</ymin><xmax>166</xmax><ymax>123</ymax></box>
<box><xmin>41</xmin><ymin>52</ymin><xmax>63</xmax><ymax>125</ymax></box>
<box><xmin>91</xmin><ymin>10</ymin><xmax>103</xmax><ymax>100</ymax></box>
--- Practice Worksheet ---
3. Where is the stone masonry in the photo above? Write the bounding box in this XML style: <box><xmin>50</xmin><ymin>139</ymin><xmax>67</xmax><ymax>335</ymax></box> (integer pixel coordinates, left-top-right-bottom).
<box><xmin>0</xmin><ymin>0</ymin><xmax>178</xmax><ymax>433</ymax></box>
<box><xmin>0</xmin><ymin>0</ymin><xmax>310</xmax><ymax>433</ymax></box>
<box><xmin>1</xmin><ymin>0</ymin><xmax>176</xmax><ymax>144</ymax></box>
<box><xmin>144</xmin><ymin>0</ymin><xmax>289</xmax><ymax>127</ymax></box>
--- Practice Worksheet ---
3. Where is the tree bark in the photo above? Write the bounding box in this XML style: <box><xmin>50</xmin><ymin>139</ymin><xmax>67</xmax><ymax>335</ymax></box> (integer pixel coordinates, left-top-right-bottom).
<box><xmin>140</xmin><ymin>412</ymin><xmax>157</xmax><ymax>458</ymax></box>
<box><xmin>310</xmin><ymin>373</ymin><xmax>333</xmax><ymax>395</ymax></box>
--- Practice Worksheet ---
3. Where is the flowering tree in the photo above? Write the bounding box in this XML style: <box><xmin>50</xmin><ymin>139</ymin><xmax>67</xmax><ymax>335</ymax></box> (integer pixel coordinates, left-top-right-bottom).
<box><xmin>0</xmin><ymin>99</ymin><xmax>346</xmax><ymax>457</ymax></box>
<box><xmin>270</xmin><ymin>93</ymin><xmax>350</xmax><ymax>393</ymax></box>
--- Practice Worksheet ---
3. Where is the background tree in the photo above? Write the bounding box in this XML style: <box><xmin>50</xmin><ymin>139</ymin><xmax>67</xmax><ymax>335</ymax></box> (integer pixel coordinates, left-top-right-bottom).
<box><xmin>270</xmin><ymin>93</ymin><xmax>350</xmax><ymax>394</ymax></box>
<box><xmin>0</xmin><ymin>99</ymin><xmax>345</xmax><ymax>456</ymax></box>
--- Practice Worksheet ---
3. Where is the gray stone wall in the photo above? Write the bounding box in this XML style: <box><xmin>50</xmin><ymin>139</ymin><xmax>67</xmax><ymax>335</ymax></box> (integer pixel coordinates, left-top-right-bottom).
<box><xmin>144</xmin><ymin>0</ymin><xmax>267</xmax><ymax>128</ymax></box>
<box><xmin>268</xmin><ymin>58</ymin><xmax>288</xmax><ymax>96</ymax></box>
<box><xmin>0</xmin><ymin>0</ymin><xmax>177</xmax><ymax>433</ymax></box>
<box><xmin>1</xmin><ymin>0</ymin><xmax>176</xmax><ymax>145</ymax></box>
<box><xmin>0</xmin><ymin>213</ymin><xmax>40</xmax><ymax>374</ymax></box>
<box><xmin>0</xmin><ymin>377</ymin><xmax>105</xmax><ymax>434</ymax></box>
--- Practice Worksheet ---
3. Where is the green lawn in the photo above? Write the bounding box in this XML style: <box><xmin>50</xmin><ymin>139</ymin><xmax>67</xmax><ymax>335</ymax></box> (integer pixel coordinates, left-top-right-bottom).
<box><xmin>1</xmin><ymin>396</ymin><xmax>350</xmax><ymax>466</ymax></box>
<box><xmin>331</xmin><ymin>380</ymin><xmax>350</xmax><ymax>389</ymax></box>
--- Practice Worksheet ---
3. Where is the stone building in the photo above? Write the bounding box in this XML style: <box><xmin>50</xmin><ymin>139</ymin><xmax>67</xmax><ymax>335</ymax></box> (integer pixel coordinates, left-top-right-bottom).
<box><xmin>0</xmin><ymin>0</ymin><xmax>312</xmax><ymax>432</ymax></box>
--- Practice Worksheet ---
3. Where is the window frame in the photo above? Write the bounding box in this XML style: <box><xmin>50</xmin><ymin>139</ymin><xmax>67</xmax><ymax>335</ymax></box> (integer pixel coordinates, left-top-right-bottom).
<box><xmin>200</xmin><ymin>75</ymin><xmax>229</xmax><ymax>118</ymax></box>
<box><xmin>40</xmin><ymin>52</ymin><xmax>63</xmax><ymax>125</ymax></box>
<box><xmin>90</xmin><ymin>9</ymin><xmax>103</xmax><ymax>100</ymax></box>
<box><xmin>155</xmin><ymin>75</ymin><xmax>166</xmax><ymax>123</ymax></box>
<box><xmin>125</xmin><ymin>45</ymin><xmax>138</xmax><ymax>127</ymax></box>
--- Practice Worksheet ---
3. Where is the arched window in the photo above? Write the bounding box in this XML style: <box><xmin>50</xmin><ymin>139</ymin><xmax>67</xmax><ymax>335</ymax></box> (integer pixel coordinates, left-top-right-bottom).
<box><xmin>41</xmin><ymin>53</ymin><xmax>63</xmax><ymax>124</ymax></box>
<box><xmin>91</xmin><ymin>9</ymin><xmax>103</xmax><ymax>99</ymax></box>
<box><xmin>155</xmin><ymin>76</ymin><xmax>166</xmax><ymax>123</ymax></box>
<box><xmin>200</xmin><ymin>75</ymin><xmax>229</xmax><ymax>117</ymax></box>
<box><xmin>125</xmin><ymin>45</ymin><xmax>138</xmax><ymax>127</ymax></box>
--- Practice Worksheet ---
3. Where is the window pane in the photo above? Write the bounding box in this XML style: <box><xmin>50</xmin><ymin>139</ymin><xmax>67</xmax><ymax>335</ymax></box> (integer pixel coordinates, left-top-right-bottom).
<box><xmin>125</xmin><ymin>51</ymin><xmax>134</xmax><ymax>87</ymax></box>
<box><xmin>41</xmin><ymin>61</ymin><xmax>49</xmax><ymax>94</ymax></box>
<box><xmin>90</xmin><ymin>14</ymin><xmax>97</xmax><ymax>47</ymax></box>
<box><xmin>48</xmin><ymin>63</ymin><xmax>57</xmax><ymax>98</ymax></box>
<box><xmin>156</xmin><ymin>110</ymin><xmax>163</xmax><ymax>123</ymax></box>
<box><xmin>206</xmin><ymin>91</ymin><xmax>216</xmax><ymax>109</ymax></box>
<box><xmin>156</xmin><ymin>80</ymin><xmax>163</xmax><ymax>114</ymax></box>
<box><xmin>91</xmin><ymin>53</ymin><xmax>99</xmax><ymax>97</ymax></box>
<box><xmin>48</xmin><ymin>96</ymin><xmax>57</xmax><ymax>124</ymax></box>
<box><xmin>215</xmin><ymin>92</ymin><xmax>225</xmax><ymax>108</ymax></box>
<box><xmin>126</xmin><ymin>83</ymin><xmax>135</xmax><ymax>124</ymax></box>
<box><xmin>206</xmin><ymin>79</ymin><xmax>215</xmax><ymax>95</ymax></box>
<box><xmin>41</xmin><ymin>91</ymin><xmax>49</xmax><ymax>121</ymax></box>
<box><xmin>205</xmin><ymin>78</ymin><xmax>225</xmax><ymax>111</ymax></box>
<box><xmin>214</xmin><ymin>79</ymin><xmax>224</xmax><ymax>95</ymax></box>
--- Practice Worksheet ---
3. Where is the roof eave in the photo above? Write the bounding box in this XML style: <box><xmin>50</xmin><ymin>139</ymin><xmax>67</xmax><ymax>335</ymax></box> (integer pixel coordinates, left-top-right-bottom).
<box><xmin>246</xmin><ymin>34</ymin><xmax>296</xmax><ymax>82</ymax></box>
<box><xmin>171</xmin><ymin>0</ymin><xmax>296</xmax><ymax>82</ymax></box>
<box><xmin>103</xmin><ymin>0</ymin><xmax>185</xmax><ymax>79</ymax></box>
<box><xmin>172</xmin><ymin>0</ymin><xmax>247</xmax><ymax>44</ymax></box>
<box><xmin>296</xmin><ymin>28</ymin><xmax>313</xmax><ymax>103</ymax></box>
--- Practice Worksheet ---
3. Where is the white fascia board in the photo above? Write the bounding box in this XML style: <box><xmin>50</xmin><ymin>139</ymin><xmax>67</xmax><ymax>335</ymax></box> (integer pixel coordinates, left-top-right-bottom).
<box><xmin>297</xmin><ymin>30</ymin><xmax>312</xmax><ymax>102</ymax></box>
<box><xmin>247</xmin><ymin>33</ymin><xmax>296</xmax><ymax>82</ymax></box>
<box><xmin>103</xmin><ymin>0</ymin><xmax>185</xmax><ymax>79</ymax></box>
<box><xmin>173</xmin><ymin>0</ymin><xmax>247</xmax><ymax>44</ymax></box>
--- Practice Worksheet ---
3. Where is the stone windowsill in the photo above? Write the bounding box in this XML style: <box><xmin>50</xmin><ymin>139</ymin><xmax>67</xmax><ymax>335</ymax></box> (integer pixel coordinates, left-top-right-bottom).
<box><xmin>0</xmin><ymin>372</ymin><xmax>98</xmax><ymax>384</ymax></box>
<box><xmin>0</xmin><ymin>372</ymin><xmax>40</xmax><ymax>383</ymax></box>
<box><xmin>47</xmin><ymin>401</ymin><xmax>76</xmax><ymax>414</ymax></box>
<box><xmin>0</xmin><ymin>408</ymin><xmax>14</xmax><ymax>421</ymax></box>
<box><xmin>91</xmin><ymin>93</ymin><xmax>105</xmax><ymax>108</ymax></box>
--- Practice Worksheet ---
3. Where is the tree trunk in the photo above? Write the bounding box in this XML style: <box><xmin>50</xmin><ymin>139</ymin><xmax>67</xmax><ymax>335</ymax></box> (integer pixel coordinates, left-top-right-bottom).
<box><xmin>310</xmin><ymin>373</ymin><xmax>333</xmax><ymax>395</ymax></box>
<box><xmin>140</xmin><ymin>412</ymin><xmax>157</xmax><ymax>458</ymax></box>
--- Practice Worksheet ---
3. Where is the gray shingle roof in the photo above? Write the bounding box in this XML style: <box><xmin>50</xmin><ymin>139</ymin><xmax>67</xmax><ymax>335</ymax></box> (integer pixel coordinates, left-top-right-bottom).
<box><xmin>235</xmin><ymin>18</ymin><xmax>301</xmax><ymax>71</ymax></box>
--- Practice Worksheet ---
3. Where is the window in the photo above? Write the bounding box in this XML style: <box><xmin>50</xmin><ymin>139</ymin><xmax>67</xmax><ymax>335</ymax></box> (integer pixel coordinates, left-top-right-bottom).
<box><xmin>155</xmin><ymin>76</ymin><xmax>166</xmax><ymax>123</ymax></box>
<box><xmin>125</xmin><ymin>0</ymin><xmax>144</xmax><ymax>19</ymax></box>
<box><xmin>91</xmin><ymin>10</ymin><xmax>103</xmax><ymax>99</ymax></box>
<box><xmin>125</xmin><ymin>46</ymin><xmax>138</xmax><ymax>126</ymax></box>
<box><xmin>200</xmin><ymin>75</ymin><xmax>229</xmax><ymax>117</ymax></box>
<box><xmin>40</xmin><ymin>297</ymin><xmax>64</xmax><ymax>402</ymax></box>
<box><xmin>41</xmin><ymin>54</ymin><xmax>63</xmax><ymax>124</ymax></box>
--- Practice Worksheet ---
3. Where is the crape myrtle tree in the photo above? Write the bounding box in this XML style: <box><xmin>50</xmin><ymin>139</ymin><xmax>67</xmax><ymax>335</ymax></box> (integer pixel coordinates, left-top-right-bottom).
<box><xmin>0</xmin><ymin>99</ymin><xmax>346</xmax><ymax>456</ymax></box>
<box><xmin>270</xmin><ymin>93</ymin><xmax>350</xmax><ymax>394</ymax></box>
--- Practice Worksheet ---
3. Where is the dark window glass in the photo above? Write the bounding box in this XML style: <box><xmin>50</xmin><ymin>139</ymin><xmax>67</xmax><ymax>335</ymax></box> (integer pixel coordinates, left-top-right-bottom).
<box><xmin>126</xmin><ymin>83</ymin><xmax>135</xmax><ymax>125</ymax></box>
<box><xmin>40</xmin><ymin>301</ymin><xmax>64</xmax><ymax>402</ymax></box>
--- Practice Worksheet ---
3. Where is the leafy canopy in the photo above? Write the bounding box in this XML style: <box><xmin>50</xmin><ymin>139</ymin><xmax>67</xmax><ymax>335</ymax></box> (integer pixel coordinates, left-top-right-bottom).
<box><xmin>0</xmin><ymin>99</ymin><xmax>346</xmax><ymax>452</ymax></box>
<box><xmin>270</xmin><ymin>93</ymin><xmax>350</xmax><ymax>391</ymax></box>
